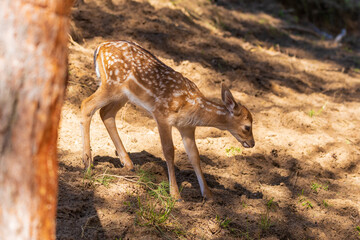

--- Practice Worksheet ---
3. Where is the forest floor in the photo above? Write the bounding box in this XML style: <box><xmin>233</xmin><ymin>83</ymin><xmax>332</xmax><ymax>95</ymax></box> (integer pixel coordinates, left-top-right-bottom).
<box><xmin>57</xmin><ymin>0</ymin><xmax>360</xmax><ymax>239</ymax></box>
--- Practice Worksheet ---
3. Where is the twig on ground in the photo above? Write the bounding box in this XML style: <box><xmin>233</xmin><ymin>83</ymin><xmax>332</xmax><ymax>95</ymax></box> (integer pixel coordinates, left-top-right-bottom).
<box><xmin>99</xmin><ymin>173</ymin><xmax>175</xmax><ymax>200</ymax></box>
<box><xmin>292</xmin><ymin>171</ymin><xmax>299</xmax><ymax>189</ymax></box>
<box><xmin>68</xmin><ymin>34</ymin><xmax>93</xmax><ymax>54</ymax></box>
<box><xmin>81</xmin><ymin>215</ymin><xmax>97</xmax><ymax>238</ymax></box>
<box><xmin>98</xmin><ymin>173</ymin><xmax>139</xmax><ymax>183</ymax></box>
<box><xmin>281</xmin><ymin>25</ymin><xmax>321</xmax><ymax>38</ymax></box>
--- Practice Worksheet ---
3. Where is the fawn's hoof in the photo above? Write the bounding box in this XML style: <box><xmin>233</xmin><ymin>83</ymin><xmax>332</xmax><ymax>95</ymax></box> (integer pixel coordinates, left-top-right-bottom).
<box><xmin>203</xmin><ymin>197</ymin><xmax>214</xmax><ymax>204</ymax></box>
<box><xmin>171</xmin><ymin>192</ymin><xmax>182</xmax><ymax>201</ymax></box>
<box><xmin>203</xmin><ymin>191</ymin><xmax>214</xmax><ymax>200</ymax></box>
<box><xmin>82</xmin><ymin>154</ymin><xmax>93</xmax><ymax>169</ymax></box>
<box><xmin>115</xmin><ymin>150</ymin><xmax>134</xmax><ymax>171</ymax></box>
<box><xmin>123</xmin><ymin>162</ymin><xmax>135</xmax><ymax>171</ymax></box>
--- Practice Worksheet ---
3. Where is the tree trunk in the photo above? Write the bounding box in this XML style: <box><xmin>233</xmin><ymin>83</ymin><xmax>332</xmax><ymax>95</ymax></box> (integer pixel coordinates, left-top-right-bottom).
<box><xmin>0</xmin><ymin>0</ymin><xmax>73</xmax><ymax>239</ymax></box>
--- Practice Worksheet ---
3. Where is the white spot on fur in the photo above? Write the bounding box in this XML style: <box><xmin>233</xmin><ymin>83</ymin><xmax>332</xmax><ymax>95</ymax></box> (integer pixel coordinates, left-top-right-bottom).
<box><xmin>186</xmin><ymin>98</ymin><xmax>195</xmax><ymax>105</ymax></box>
<box><xmin>173</xmin><ymin>91</ymin><xmax>184</xmax><ymax>97</ymax></box>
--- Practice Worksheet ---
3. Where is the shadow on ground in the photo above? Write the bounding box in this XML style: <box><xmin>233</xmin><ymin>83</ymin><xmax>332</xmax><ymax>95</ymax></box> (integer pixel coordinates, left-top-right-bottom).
<box><xmin>57</xmin><ymin>146</ymin><xmax>360</xmax><ymax>239</ymax></box>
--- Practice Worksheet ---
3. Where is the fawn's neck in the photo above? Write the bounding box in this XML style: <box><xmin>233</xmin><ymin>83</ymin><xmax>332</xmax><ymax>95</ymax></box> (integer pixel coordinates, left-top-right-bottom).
<box><xmin>175</xmin><ymin>96</ymin><xmax>229</xmax><ymax>129</ymax></box>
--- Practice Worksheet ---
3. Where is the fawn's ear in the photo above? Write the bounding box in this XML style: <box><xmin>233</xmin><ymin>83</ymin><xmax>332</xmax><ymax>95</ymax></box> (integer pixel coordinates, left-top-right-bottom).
<box><xmin>221</xmin><ymin>84</ymin><xmax>240</xmax><ymax>115</ymax></box>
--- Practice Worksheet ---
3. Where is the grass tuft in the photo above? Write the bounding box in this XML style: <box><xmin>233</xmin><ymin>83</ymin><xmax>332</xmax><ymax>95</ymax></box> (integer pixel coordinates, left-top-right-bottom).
<box><xmin>225</xmin><ymin>146</ymin><xmax>243</xmax><ymax>156</ymax></box>
<box><xmin>311</xmin><ymin>182</ymin><xmax>329</xmax><ymax>193</ymax></box>
<box><xmin>260</xmin><ymin>197</ymin><xmax>275</xmax><ymax>232</ymax></box>
<box><xmin>83</xmin><ymin>167</ymin><xmax>114</xmax><ymax>188</ymax></box>
<box><xmin>134</xmin><ymin>170</ymin><xmax>185</xmax><ymax>237</ymax></box>
<box><xmin>308</xmin><ymin>102</ymin><xmax>327</xmax><ymax>117</ymax></box>
<box><xmin>216</xmin><ymin>215</ymin><xmax>232</xmax><ymax>229</ymax></box>
<box><xmin>356</xmin><ymin>226</ymin><xmax>360</xmax><ymax>236</ymax></box>
<box><xmin>322</xmin><ymin>200</ymin><xmax>329</xmax><ymax>208</ymax></box>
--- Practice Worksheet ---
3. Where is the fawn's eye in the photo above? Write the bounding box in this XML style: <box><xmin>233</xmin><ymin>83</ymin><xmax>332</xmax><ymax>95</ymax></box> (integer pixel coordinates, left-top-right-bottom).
<box><xmin>245</xmin><ymin>126</ymin><xmax>251</xmax><ymax>132</ymax></box>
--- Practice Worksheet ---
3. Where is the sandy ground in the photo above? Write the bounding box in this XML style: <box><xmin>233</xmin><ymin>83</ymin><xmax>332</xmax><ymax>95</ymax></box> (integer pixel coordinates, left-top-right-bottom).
<box><xmin>57</xmin><ymin>0</ymin><xmax>360</xmax><ymax>239</ymax></box>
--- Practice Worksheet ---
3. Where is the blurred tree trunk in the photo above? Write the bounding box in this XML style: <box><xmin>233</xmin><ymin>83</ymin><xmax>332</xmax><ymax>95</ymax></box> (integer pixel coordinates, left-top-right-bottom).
<box><xmin>0</xmin><ymin>0</ymin><xmax>73</xmax><ymax>239</ymax></box>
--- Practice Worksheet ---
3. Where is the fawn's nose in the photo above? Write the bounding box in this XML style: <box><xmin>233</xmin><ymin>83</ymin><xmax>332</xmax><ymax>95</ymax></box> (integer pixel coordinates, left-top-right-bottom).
<box><xmin>242</xmin><ymin>139</ymin><xmax>255</xmax><ymax>148</ymax></box>
<box><xmin>242</xmin><ymin>142</ymin><xmax>250</xmax><ymax>148</ymax></box>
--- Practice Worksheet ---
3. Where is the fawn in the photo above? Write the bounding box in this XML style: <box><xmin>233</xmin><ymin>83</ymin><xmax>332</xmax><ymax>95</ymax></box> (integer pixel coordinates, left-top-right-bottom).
<box><xmin>80</xmin><ymin>41</ymin><xmax>255</xmax><ymax>200</ymax></box>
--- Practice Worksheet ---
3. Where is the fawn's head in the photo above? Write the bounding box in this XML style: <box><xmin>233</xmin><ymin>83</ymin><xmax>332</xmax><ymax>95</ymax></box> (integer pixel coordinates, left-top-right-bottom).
<box><xmin>221</xmin><ymin>84</ymin><xmax>255</xmax><ymax>148</ymax></box>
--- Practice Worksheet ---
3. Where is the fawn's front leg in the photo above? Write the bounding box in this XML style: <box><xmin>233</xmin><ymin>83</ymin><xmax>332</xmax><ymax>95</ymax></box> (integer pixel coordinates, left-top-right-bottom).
<box><xmin>179</xmin><ymin>127</ymin><xmax>213</xmax><ymax>199</ymax></box>
<box><xmin>156</xmin><ymin>120</ymin><xmax>181</xmax><ymax>200</ymax></box>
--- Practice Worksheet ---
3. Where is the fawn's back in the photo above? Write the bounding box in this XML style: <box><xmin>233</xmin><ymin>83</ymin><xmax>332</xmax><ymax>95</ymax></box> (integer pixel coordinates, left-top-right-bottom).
<box><xmin>95</xmin><ymin>41</ymin><xmax>203</xmax><ymax>115</ymax></box>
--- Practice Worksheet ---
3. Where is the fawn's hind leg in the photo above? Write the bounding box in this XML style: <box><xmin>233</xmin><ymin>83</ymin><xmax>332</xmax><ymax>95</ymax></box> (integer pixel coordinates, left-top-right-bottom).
<box><xmin>81</xmin><ymin>87</ymin><xmax>114</xmax><ymax>169</ymax></box>
<box><xmin>99</xmin><ymin>97</ymin><xmax>134</xmax><ymax>170</ymax></box>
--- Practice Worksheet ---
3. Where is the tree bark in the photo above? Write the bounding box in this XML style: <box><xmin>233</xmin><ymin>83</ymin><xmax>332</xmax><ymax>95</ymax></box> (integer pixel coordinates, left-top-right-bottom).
<box><xmin>0</xmin><ymin>0</ymin><xmax>73</xmax><ymax>239</ymax></box>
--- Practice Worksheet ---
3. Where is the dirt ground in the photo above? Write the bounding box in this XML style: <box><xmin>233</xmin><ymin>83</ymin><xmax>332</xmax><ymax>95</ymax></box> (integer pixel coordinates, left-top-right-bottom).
<box><xmin>57</xmin><ymin>0</ymin><xmax>360</xmax><ymax>239</ymax></box>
